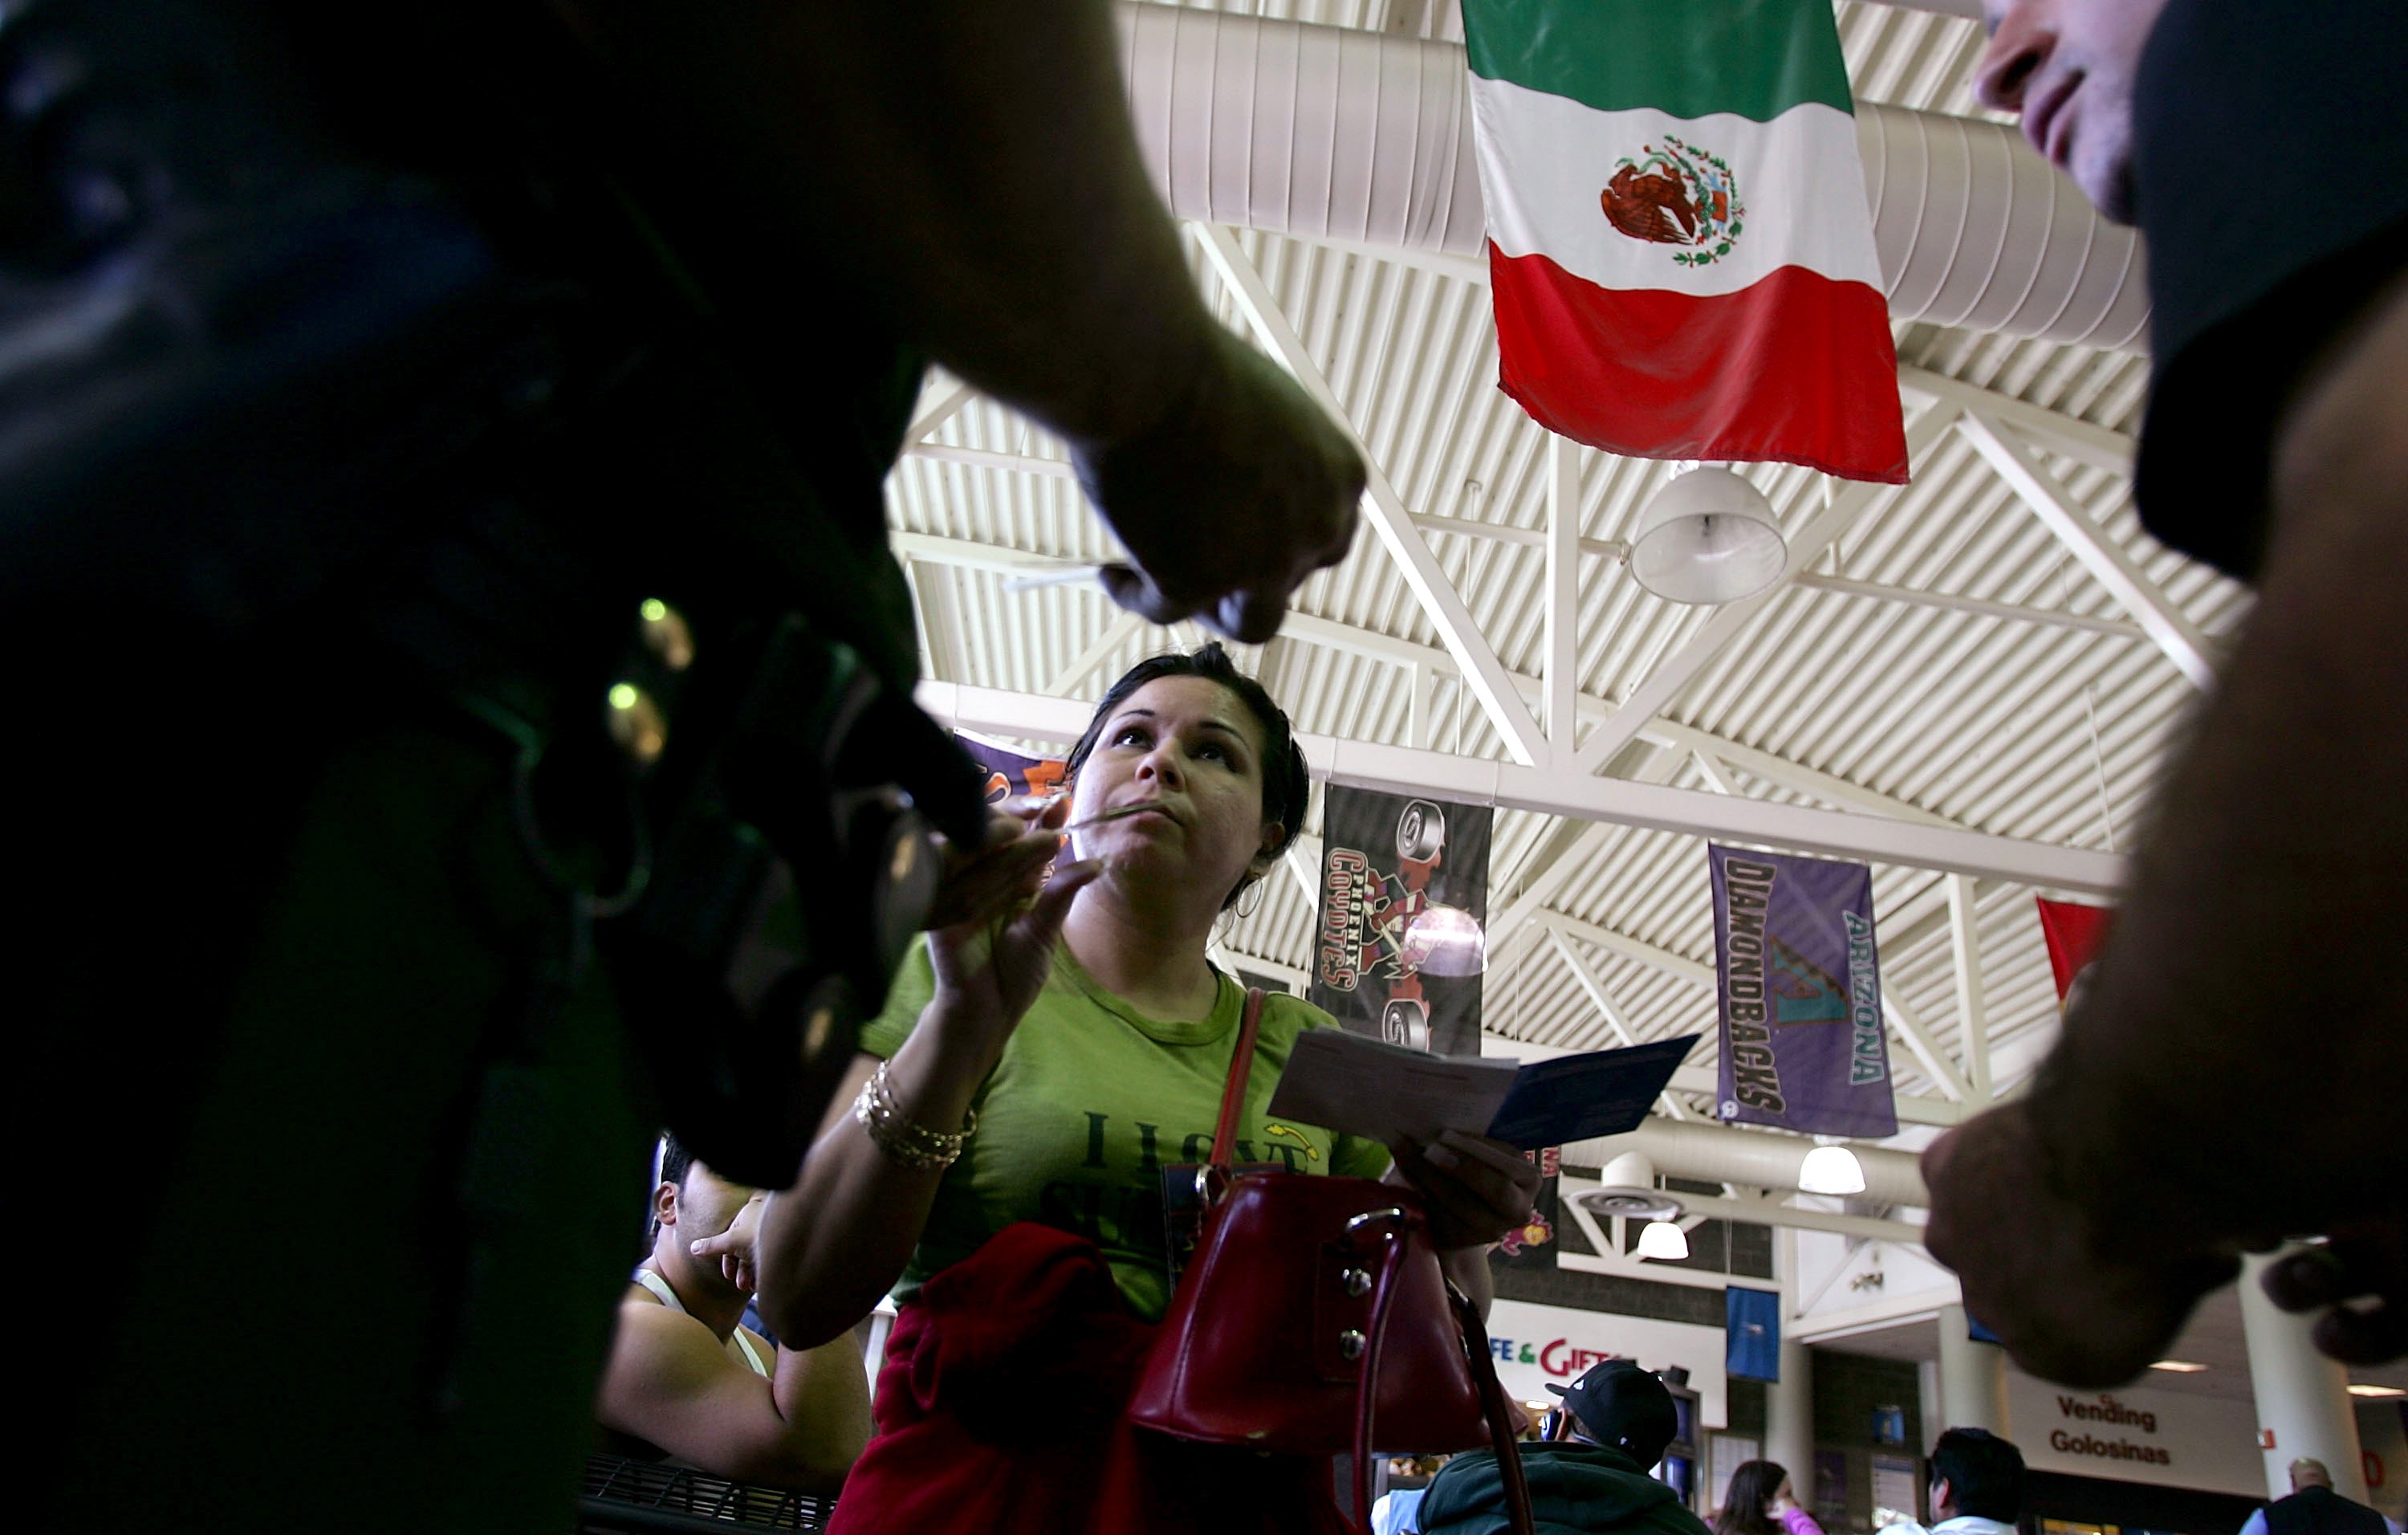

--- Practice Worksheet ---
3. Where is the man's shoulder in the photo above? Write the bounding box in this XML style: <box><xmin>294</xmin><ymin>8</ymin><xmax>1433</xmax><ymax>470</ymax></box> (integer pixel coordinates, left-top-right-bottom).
<box><xmin>610</xmin><ymin>1294</ymin><xmax>740</xmax><ymax>1372</ymax></box>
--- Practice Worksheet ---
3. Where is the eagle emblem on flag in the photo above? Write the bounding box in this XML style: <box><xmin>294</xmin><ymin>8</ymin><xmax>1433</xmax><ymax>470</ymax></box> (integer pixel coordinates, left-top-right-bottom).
<box><xmin>1601</xmin><ymin>136</ymin><xmax>1744</xmax><ymax>266</ymax></box>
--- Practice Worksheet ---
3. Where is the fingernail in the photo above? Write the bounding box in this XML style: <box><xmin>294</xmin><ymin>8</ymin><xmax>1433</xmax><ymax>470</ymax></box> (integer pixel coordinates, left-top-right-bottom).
<box><xmin>689</xmin><ymin>1240</ymin><xmax>706</xmax><ymax>1253</ymax></box>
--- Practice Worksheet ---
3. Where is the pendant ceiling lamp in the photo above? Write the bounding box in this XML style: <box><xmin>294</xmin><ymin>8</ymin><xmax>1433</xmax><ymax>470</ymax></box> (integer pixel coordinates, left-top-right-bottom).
<box><xmin>1635</xmin><ymin>1219</ymin><xmax>1691</xmax><ymax>1261</ymax></box>
<box><xmin>1798</xmin><ymin>1142</ymin><xmax>1868</xmax><ymax>1195</ymax></box>
<box><xmin>1627</xmin><ymin>466</ymin><xmax>1788</xmax><ymax>605</ymax></box>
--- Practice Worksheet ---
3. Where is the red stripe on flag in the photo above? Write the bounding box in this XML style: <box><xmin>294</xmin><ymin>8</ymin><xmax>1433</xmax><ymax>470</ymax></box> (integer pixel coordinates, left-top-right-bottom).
<box><xmin>1487</xmin><ymin>244</ymin><xmax>1910</xmax><ymax>483</ymax></box>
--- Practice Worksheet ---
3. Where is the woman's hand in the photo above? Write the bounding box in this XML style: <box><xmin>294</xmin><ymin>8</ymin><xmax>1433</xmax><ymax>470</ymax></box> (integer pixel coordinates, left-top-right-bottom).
<box><xmin>690</xmin><ymin>1192</ymin><xmax>770</xmax><ymax>1294</ymax></box>
<box><xmin>1389</xmin><ymin>1131</ymin><xmax>1544</xmax><ymax>1252</ymax></box>
<box><xmin>922</xmin><ymin>794</ymin><xmax>1099</xmax><ymax>1062</ymax></box>
<box><xmin>921</xmin><ymin>794</ymin><xmax>1072</xmax><ymax>931</ymax></box>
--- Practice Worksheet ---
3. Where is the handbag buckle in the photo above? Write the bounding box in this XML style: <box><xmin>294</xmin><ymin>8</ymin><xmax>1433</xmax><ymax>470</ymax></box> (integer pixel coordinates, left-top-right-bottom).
<box><xmin>1342</xmin><ymin>1205</ymin><xmax>1408</xmax><ymax>1238</ymax></box>
<box><xmin>1194</xmin><ymin>1165</ymin><xmax>1230</xmax><ymax>1207</ymax></box>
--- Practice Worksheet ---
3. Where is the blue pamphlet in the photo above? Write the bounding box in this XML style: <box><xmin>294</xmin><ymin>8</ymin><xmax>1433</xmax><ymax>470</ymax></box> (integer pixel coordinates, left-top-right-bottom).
<box><xmin>1484</xmin><ymin>1034</ymin><xmax>1701</xmax><ymax>1149</ymax></box>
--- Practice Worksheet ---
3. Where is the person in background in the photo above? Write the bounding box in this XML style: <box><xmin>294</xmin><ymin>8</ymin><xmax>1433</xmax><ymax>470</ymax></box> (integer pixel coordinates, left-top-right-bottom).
<box><xmin>2237</xmin><ymin>1459</ymin><xmax>2396</xmax><ymax>1535</ymax></box>
<box><xmin>1875</xmin><ymin>1428</ymin><xmax>2026</xmax><ymax>1535</ymax></box>
<box><xmin>31</xmin><ymin>1</ymin><xmax>1366</xmax><ymax>1529</ymax></box>
<box><xmin>1714</xmin><ymin>1460</ymin><xmax>1822</xmax><ymax>1535</ymax></box>
<box><xmin>1373</xmin><ymin>1485</ymin><xmax>1429</xmax><ymax>1535</ymax></box>
<box><xmin>716</xmin><ymin>643</ymin><xmax>1542</xmax><ymax>1534</ymax></box>
<box><xmin>1420</xmin><ymin>1359</ymin><xmax>1710</xmax><ymax>1535</ymax></box>
<box><xmin>1921</xmin><ymin>0</ymin><xmax>2408</xmax><ymax>1386</ymax></box>
<box><xmin>594</xmin><ymin>1135</ymin><xmax>870</xmax><ymax>1492</ymax></box>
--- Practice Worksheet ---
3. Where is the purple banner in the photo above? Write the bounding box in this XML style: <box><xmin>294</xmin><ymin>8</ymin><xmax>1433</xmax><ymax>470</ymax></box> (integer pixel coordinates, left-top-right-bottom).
<box><xmin>1710</xmin><ymin>845</ymin><xmax>1896</xmax><ymax>1138</ymax></box>
<box><xmin>953</xmin><ymin>731</ymin><xmax>1069</xmax><ymax>805</ymax></box>
<box><xmin>1309</xmin><ymin>786</ymin><xmax>1492</xmax><ymax>1057</ymax></box>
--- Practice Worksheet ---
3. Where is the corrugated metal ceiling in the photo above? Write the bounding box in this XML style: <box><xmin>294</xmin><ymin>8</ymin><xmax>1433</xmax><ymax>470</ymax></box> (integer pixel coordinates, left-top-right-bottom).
<box><xmin>882</xmin><ymin>0</ymin><xmax>2251</xmax><ymax>1131</ymax></box>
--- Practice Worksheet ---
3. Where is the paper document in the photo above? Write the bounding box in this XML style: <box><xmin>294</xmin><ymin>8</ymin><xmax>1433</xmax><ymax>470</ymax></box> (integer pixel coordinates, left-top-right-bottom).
<box><xmin>1267</xmin><ymin>1030</ymin><xmax>1701</xmax><ymax>1150</ymax></box>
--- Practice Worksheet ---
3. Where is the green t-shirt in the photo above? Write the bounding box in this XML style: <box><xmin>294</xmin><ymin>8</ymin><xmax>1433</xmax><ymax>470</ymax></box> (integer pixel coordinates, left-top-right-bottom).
<box><xmin>859</xmin><ymin>939</ymin><xmax>1395</xmax><ymax>1321</ymax></box>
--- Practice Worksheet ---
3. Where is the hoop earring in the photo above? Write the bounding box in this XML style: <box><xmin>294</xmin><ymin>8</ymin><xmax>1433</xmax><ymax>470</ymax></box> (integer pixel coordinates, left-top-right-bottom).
<box><xmin>1230</xmin><ymin>877</ymin><xmax>1267</xmax><ymax>921</ymax></box>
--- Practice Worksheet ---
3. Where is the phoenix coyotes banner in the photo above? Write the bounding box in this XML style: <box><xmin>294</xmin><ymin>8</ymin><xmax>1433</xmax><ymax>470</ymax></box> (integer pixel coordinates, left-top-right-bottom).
<box><xmin>953</xmin><ymin>731</ymin><xmax>1068</xmax><ymax>804</ymax></box>
<box><xmin>1309</xmin><ymin>787</ymin><xmax>1493</xmax><ymax>1057</ymax></box>
<box><xmin>2035</xmin><ymin>898</ymin><xmax>2113</xmax><ymax>1012</ymax></box>
<box><xmin>1493</xmin><ymin>1146</ymin><xmax>1562</xmax><ymax>1271</ymax></box>
<box><xmin>1710</xmin><ymin>845</ymin><xmax>1896</xmax><ymax>1138</ymax></box>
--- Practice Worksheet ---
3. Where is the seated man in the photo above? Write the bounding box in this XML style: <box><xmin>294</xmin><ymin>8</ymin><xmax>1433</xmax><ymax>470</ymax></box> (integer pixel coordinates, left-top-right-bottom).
<box><xmin>596</xmin><ymin>1135</ymin><xmax>872</xmax><ymax>1492</ymax></box>
<box><xmin>1877</xmin><ymin>1428</ymin><xmax>2025</xmax><ymax>1535</ymax></box>
<box><xmin>1419</xmin><ymin>1359</ymin><xmax>1710</xmax><ymax>1535</ymax></box>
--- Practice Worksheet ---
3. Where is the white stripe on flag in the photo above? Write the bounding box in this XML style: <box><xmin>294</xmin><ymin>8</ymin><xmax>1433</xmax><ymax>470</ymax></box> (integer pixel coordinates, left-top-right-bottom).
<box><xmin>1470</xmin><ymin>76</ymin><xmax>1883</xmax><ymax>299</ymax></box>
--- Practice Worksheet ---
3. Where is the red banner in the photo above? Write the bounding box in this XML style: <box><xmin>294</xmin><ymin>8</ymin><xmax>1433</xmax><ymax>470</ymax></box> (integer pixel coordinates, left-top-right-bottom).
<box><xmin>2034</xmin><ymin>898</ymin><xmax>2113</xmax><ymax>1010</ymax></box>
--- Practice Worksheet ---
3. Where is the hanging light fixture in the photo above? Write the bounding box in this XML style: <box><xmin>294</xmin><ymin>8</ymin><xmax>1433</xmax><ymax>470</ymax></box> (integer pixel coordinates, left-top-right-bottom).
<box><xmin>1571</xmin><ymin>1151</ymin><xmax>1683</xmax><ymax>1222</ymax></box>
<box><xmin>1627</xmin><ymin>466</ymin><xmax>1788</xmax><ymax>605</ymax></box>
<box><xmin>1635</xmin><ymin>1219</ymin><xmax>1691</xmax><ymax>1261</ymax></box>
<box><xmin>1799</xmin><ymin>1142</ymin><xmax>1868</xmax><ymax>1195</ymax></box>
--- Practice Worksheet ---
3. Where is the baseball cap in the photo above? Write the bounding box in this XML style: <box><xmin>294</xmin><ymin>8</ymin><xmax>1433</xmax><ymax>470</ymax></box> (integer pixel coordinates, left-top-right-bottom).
<box><xmin>1546</xmin><ymin>1358</ymin><xmax>1678</xmax><ymax>1465</ymax></box>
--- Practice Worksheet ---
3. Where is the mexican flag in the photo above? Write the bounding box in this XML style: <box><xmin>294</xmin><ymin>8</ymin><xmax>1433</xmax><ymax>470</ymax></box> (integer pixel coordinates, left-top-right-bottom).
<box><xmin>1462</xmin><ymin>0</ymin><xmax>1910</xmax><ymax>482</ymax></box>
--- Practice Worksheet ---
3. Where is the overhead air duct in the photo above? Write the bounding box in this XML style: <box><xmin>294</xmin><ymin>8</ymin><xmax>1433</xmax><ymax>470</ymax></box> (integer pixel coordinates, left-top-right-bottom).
<box><xmin>1581</xmin><ymin>1118</ymin><xmax>1928</xmax><ymax>1207</ymax></box>
<box><xmin>1114</xmin><ymin>2</ymin><xmax>2148</xmax><ymax>350</ymax></box>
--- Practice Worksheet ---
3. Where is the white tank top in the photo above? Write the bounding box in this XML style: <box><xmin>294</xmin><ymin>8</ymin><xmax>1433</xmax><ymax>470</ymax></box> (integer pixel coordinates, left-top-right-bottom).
<box><xmin>631</xmin><ymin>1267</ymin><xmax>771</xmax><ymax>1378</ymax></box>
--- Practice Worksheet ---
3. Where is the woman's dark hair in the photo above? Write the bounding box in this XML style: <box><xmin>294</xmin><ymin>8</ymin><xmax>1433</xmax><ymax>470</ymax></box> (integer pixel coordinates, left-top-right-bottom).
<box><xmin>1714</xmin><ymin>1460</ymin><xmax>1789</xmax><ymax>1535</ymax></box>
<box><xmin>1064</xmin><ymin>642</ymin><xmax>1310</xmax><ymax>910</ymax></box>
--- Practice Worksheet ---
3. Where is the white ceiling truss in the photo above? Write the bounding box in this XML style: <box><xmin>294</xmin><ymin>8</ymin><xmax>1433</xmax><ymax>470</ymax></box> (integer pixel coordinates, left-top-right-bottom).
<box><xmin>882</xmin><ymin>0</ymin><xmax>2256</xmax><ymax>1248</ymax></box>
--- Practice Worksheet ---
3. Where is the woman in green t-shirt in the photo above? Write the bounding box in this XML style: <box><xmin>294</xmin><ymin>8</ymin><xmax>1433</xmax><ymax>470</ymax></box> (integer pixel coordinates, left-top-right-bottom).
<box><xmin>722</xmin><ymin>643</ymin><xmax>1540</xmax><ymax>1532</ymax></box>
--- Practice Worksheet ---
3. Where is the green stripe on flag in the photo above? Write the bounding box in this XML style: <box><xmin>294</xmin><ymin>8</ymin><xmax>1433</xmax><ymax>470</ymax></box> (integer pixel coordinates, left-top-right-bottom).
<box><xmin>1463</xmin><ymin>0</ymin><xmax>1856</xmax><ymax>123</ymax></box>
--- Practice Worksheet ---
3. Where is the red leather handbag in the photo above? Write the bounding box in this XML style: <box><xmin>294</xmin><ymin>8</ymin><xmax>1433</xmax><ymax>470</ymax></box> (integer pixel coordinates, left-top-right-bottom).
<box><xmin>1127</xmin><ymin>990</ymin><xmax>1534</xmax><ymax>1534</ymax></box>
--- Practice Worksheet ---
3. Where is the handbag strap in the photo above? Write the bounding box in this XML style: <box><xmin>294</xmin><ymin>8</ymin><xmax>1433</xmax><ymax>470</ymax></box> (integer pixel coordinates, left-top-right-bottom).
<box><xmin>1339</xmin><ymin>1224</ymin><xmax>1535</xmax><ymax>1535</ymax></box>
<box><xmin>1206</xmin><ymin>987</ymin><xmax>1267</xmax><ymax>1171</ymax></box>
<box><xmin>1346</xmin><ymin>1213</ymin><xmax>1418</xmax><ymax>1532</ymax></box>
<box><xmin>1450</xmin><ymin>1284</ymin><xmax>1537</xmax><ymax>1535</ymax></box>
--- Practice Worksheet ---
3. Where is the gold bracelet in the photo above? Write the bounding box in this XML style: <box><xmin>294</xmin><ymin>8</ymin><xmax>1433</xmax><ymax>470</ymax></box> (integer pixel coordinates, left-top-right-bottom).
<box><xmin>852</xmin><ymin>1060</ymin><xmax>977</xmax><ymax>1171</ymax></box>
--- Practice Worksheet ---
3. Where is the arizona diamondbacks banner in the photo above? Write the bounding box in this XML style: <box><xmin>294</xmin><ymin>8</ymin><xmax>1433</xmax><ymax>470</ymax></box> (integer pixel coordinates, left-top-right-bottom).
<box><xmin>1710</xmin><ymin>845</ymin><xmax>1896</xmax><ymax>1137</ymax></box>
<box><xmin>1310</xmin><ymin>786</ymin><xmax>1493</xmax><ymax>1057</ymax></box>
<box><xmin>953</xmin><ymin>731</ymin><xmax>1068</xmax><ymax>804</ymax></box>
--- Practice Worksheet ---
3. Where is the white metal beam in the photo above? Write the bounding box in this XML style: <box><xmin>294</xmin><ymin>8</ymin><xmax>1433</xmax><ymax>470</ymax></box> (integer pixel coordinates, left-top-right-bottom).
<box><xmin>1546</xmin><ymin>434</ymin><xmax>1582</xmax><ymax>758</ymax></box>
<box><xmin>890</xmin><ymin>530</ymin><xmax>2105</xmax><ymax>853</ymax></box>
<box><xmin>1635</xmin><ymin>718</ymin><xmax>1963</xmax><ymax>829</ymax></box>
<box><xmin>1191</xmin><ymin>222</ymin><xmax>1548</xmax><ymax>766</ymax></box>
<box><xmin>1958</xmin><ymin>410</ymin><xmax>2217</xmax><ymax>690</ymax></box>
<box><xmin>1049</xmin><ymin>610</ymin><xmax>1145</xmax><ymax>697</ymax></box>
<box><xmin>1690</xmin><ymin>749</ymin><xmax>1739</xmax><ymax>796</ymax></box>
<box><xmin>1562</xmin><ymin>1177</ymin><xmax>1931</xmax><ymax>1247</ymax></box>
<box><xmin>1882</xmin><ymin>987</ymin><xmax>1974</xmax><ymax>1104</ymax></box>
<box><xmin>1572</xmin><ymin>404</ymin><xmax>1960</xmax><ymax>774</ymax></box>
<box><xmin>905</xmin><ymin>377</ymin><xmax>978</xmax><ymax>442</ymax></box>
<box><xmin>1948</xmin><ymin>875</ymin><xmax>1994</xmax><ymax>1102</ymax></box>
<box><xmin>1788</xmin><ymin>568</ymin><xmax>2150</xmax><ymax>641</ymax></box>
<box><xmin>1283</xmin><ymin>834</ymin><xmax>1324</xmax><ymax>906</ymax></box>
<box><xmin>1544</xmin><ymin>927</ymin><xmax>1695</xmax><ymax>1121</ymax></box>
<box><xmin>906</xmin><ymin>441</ymin><xmax>1074</xmax><ymax>478</ymax></box>
<box><xmin>1899</xmin><ymin>366</ymin><xmax>2133</xmax><ymax>477</ymax></box>
<box><xmin>1677</xmin><ymin>1190</ymin><xmax>1927</xmax><ymax>1246</ymax></box>
<box><xmin>922</xmin><ymin>681</ymin><xmax>2125</xmax><ymax>886</ymax></box>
